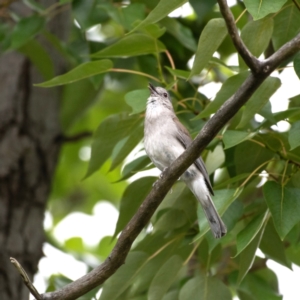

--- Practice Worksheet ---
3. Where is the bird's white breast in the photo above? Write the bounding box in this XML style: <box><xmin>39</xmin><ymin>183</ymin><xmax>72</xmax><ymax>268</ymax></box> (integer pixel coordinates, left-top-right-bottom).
<box><xmin>144</xmin><ymin>102</ymin><xmax>184</xmax><ymax>171</ymax></box>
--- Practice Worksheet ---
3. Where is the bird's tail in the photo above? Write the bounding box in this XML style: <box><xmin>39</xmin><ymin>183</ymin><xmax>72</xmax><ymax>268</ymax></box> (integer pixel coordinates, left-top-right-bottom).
<box><xmin>186</xmin><ymin>179</ymin><xmax>227</xmax><ymax>239</ymax></box>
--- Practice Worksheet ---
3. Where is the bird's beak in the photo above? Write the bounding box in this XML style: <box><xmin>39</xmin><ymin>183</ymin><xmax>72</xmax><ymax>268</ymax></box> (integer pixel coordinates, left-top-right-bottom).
<box><xmin>148</xmin><ymin>83</ymin><xmax>157</xmax><ymax>95</ymax></box>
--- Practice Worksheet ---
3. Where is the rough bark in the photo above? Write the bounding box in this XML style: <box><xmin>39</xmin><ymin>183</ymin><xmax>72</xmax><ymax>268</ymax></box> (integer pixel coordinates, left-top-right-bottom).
<box><xmin>0</xmin><ymin>1</ymin><xmax>69</xmax><ymax>299</ymax></box>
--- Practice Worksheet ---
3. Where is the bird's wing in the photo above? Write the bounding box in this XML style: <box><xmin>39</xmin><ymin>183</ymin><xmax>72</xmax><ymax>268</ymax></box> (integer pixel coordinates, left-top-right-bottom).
<box><xmin>172</xmin><ymin>116</ymin><xmax>214</xmax><ymax>195</ymax></box>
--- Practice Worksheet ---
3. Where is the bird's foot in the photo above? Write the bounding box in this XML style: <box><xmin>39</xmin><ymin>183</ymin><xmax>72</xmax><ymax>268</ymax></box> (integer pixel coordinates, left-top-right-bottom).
<box><xmin>152</xmin><ymin>180</ymin><xmax>159</xmax><ymax>187</ymax></box>
<box><xmin>152</xmin><ymin>168</ymin><xmax>168</xmax><ymax>188</ymax></box>
<box><xmin>160</xmin><ymin>167</ymin><xmax>168</xmax><ymax>178</ymax></box>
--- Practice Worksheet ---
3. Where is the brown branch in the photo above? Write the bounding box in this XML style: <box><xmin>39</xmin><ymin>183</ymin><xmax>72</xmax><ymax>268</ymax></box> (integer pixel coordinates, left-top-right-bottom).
<box><xmin>55</xmin><ymin>131</ymin><xmax>93</xmax><ymax>143</ymax></box>
<box><xmin>293</xmin><ymin>0</ymin><xmax>300</xmax><ymax>12</ymax></box>
<box><xmin>217</xmin><ymin>0</ymin><xmax>261</xmax><ymax>73</ymax></box>
<box><xmin>10</xmin><ymin>257</ymin><xmax>42</xmax><ymax>300</ymax></box>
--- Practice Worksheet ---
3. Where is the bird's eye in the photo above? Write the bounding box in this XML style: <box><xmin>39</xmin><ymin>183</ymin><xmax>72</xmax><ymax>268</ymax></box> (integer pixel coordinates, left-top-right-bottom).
<box><xmin>163</xmin><ymin>93</ymin><xmax>168</xmax><ymax>98</ymax></box>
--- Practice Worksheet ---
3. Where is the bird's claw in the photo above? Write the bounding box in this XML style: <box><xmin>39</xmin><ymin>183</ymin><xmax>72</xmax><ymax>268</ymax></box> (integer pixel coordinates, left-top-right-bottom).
<box><xmin>160</xmin><ymin>167</ymin><xmax>168</xmax><ymax>178</ymax></box>
<box><xmin>152</xmin><ymin>180</ymin><xmax>159</xmax><ymax>187</ymax></box>
<box><xmin>152</xmin><ymin>168</ymin><xmax>168</xmax><ymax>188</ymax></box>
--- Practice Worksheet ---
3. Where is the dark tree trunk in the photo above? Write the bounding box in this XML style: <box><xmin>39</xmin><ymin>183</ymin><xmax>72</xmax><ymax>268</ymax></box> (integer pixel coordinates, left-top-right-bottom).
<box><xmin>0</xmin><ymin>2</ymin><xmax>69</xmax><ymax>299</ymax></box>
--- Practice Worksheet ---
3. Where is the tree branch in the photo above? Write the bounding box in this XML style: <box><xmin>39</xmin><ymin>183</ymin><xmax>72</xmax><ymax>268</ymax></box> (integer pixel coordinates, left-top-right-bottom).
<box><xmin>217</xmin><ymin>0</ymin><xmax>261</xmax><ymax>73</ymax></box>
<box><xmin>55</xmin><ymin>131</ymin><xmax>93</xmax><ymax>143</ymax></box>
<box><xmin>10</xmin><ymin>257</ymin><xmax>42</xmax><ymax>300</ymax></box>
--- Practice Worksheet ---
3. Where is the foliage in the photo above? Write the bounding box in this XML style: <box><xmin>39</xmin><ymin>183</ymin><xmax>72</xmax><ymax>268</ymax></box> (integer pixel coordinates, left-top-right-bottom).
<box><xmin>3</xmin><ymin>0</ymin><xmax>300</xmax><ymax>299</ymax></box>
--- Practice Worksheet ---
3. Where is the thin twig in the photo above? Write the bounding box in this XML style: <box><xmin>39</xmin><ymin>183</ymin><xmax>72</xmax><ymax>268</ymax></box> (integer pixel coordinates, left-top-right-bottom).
<box><xmin>164</xmin><ymin>50</ymin><xmax>177</xmax><ymax>91</ymax></box>
<box><xmin>217</xmin><ymin>0</ymin><xmax>261</xmax><ymax>73</ymax></box>
<box><xmin>293</xmin><ymin>0</ymin><xmax>300</xmax><ymax>12</ymax></box>
<box><xmin>110</xmin><ymin>68</ymin><xmax>160</xmax><ymax>82</ymax></box>
<box><xmin>55</xmin><ymin>131</ymin><xmax>93</xmax><ymax>143</ymax></box>
<box><xmin>235</xmin><ymin>8</ymin><xmax>247</xmax><ymax>24</ymax></box>
<box><xmin>10</xmin><ymin>257</ymin><xmax>42</xmax><ymax>300</ymax></box>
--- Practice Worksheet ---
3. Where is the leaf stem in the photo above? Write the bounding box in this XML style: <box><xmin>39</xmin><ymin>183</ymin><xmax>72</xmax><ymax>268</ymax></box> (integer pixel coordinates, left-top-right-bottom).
<box><xmin>164</xmin><ymin>50</ymin><xmax>177</xmax><ymax>90</ymax></box>
<box><xmin>235</xmin><ymin>8</ymin><xmax>247</xmax><ymax>24</ymax></box>
<box><xmin>110</xmin><ymin>68</ymin><xmax>160</xmax><ymax>82</ymax></box>
<box><xmin>240</xmin><ymin>159</ymin><xmax>275</xmax><ymax>188</ymax></box>
<box><xmin>292</xmin><ymin>0</ymin><xmax>300</xmax><ymax>12</ymax></box>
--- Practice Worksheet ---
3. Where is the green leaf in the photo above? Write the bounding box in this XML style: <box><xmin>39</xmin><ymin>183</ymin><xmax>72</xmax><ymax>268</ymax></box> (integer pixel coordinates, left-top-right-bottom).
<box><xmin>19</xmin><ymin>39</ymin><xmax>54</xmax><ymax>80</ymax></box>
<box><xmin>237</xmin><ymin>77</ymin><xmax>281</xmax><ymax>128</ymax></box>
<box><xmin>238</xmin><ymin>271</ymin><xmax>283</xmax><ymax>300</ymax></box>
<box><xmin>205</xmin><ymin>144</ymin><xmax>225</xmax><ymax>175</ymax></box>
<box><xmin>97</xmin><ymin>236</ymin><xmax>116</xmax><ymax>260</ymax></box>
<box><xmin>273</xmin><ymin>108</ymin><xmax>300</xmax><ymax>123</ymax></box>
<box><xmin>125</xmin><ymin>89</ymin><xmax>149</xmax><ymax>115</ymax></box>
<box><xmin>259</xmin><ymin>101</ymin><xmax>276</xmax><ymax>123</ymax></box>
<box><xmin>189</xmin><ymin>0</ymin><xmax>217</xmax><ymax>21</ymax></box>
<box><xmin>214</xmin><ymin>173</ymin><xmax>250</xmax><ymax>189</ymax></box>
<box><xmin>116</xmin><ymin>155</ymin><xmax>151</xmax><ymax>182</ymax></box>
<box><xmin>260</xmin><ymin>219</ymin><xmax>291</xmax><ymax>268</ymax></box>
<box><xmin>223</xmin><ymin>130</ymin><xmax>256</xmax><ymax>149</ymax></box>
<box><xmin>92</xmin><ymin>34</ymin><xmax>166</xmax><ymax>58</ymax></box>
<box><xmin>239</xmin><ymin>18</ymin><xmax>273</xmax><ymax>69</ymax></box>
<box><xmin>85</xmin><ymin>113</ymin><xmax>142</xmax><ymax>179</ymax></box>
<box><xmin>162</xmin><ymin>290</ymin><xmax>179</xmax><ymax>300</ymax></box>
<box><xmin>142</xmin><ymin>24</ymin><xmax>166</xmax><ymax>38</ymax></box>
<box><xmin>235</xmin><ymin>211</ymin><xmax>268</xmax><ymax>257</ymax></box>
<box><xmin>104</xmin><ymin>4</ymin><xmax>140</xmax><ymax>31</ymax></box>
<box><xmin>72</xmin><ymin>0</ymin><xmax>109</xmax><ymax>30</ymax></box>
<box><xmin>64</xmin><ymin>237</ymin><xmax>84</xmax><ymax>252</ymax></box>
<box><xmin>189</xmin><ymin>18</ymin><xmax>227</xmax><ymax>78</ymax></box>
<box><xmin>234</xmin><ymin>141</ymin><xmax>274</xmax><ymax>174</ymax></box>
<box><xmin>60</xmin><ymin>78</ymin><xmax>101</xmax><ymax>130</ymax></box>
<box><xmin>165</xmin><ymin>67</ymin><xmax>190</xmax><ymax>80</ymax></box>
<box><xmin>237</xmin><ymin>225</ymin><xmax>265</xmax><ymax>284</ymax></box>
<box><xmin>196</xmin><ymin>72</ymin><xmax>249</xmax><ymax>119</ymax></box>
<box><xmin>154</xmin><ymin>208</ymin><xmax>187</xmax><ymax>232</ymax></box>
<box><xmin>179</xmin><ymin>273</ymin><xmax>232</xmax><ymax>300</ymax></box>
<box><xmin>288</xmin><ymin>120</ymin><xmax>300</xmax><ymax>150</ymax></box>
<box><xmin>131</xmin><ymin>235</ymin><xmax>185</xmax><ymax>296</ymax></box>
<box><xmin>273</xmin><ymin>4</ymin><xmax>300</xmax><ymax>50</ymax></box>
<box><xmin>148</xmin><ymin>255</ymin><xmax>183</xmax><ymax>300</ymax></box>
<box><xmin>244</xmin><ymin>0</ymin><xmax>287</xmax><ymax>20</ymax></box>
<box><xmin>101</xmin><ymin>3</ymin><xmax>146</xmax><ymax>31</ymax></box>
<box><xmin>153</xmin><ymin>182</ymin><xmax>197</xmax><ymax>226</ymax></box>
<box><xmin>160</xmin><ymin>18</ymin><xmax>197</xmax><ymax>51</ymax></box>
<box><xmin>132</xmin><ymin>0</ymin><xmax>188</xmax><ymax>32</ymax></box>
<box><xmin>208</xmin><ymin>57</ymin><xmax>240</xmax><ymax>72</ymax></box>
<box><xmin>110</xmin><ymin>124</ymin><xmax>144</xmax><ymax>171</ymax></box>
<box><xmin>194</xmin><ymin>188</ymin><xmax>243</xmax><ymax>242</ymax></box>
<box><xmin>294</xmin><ymin>52</ymin><xmax>300</xmax><ymax>80</ymax></box>
<box><xmin>10</xmin><ymin>15</ymin><xmax>45</xmax><ymax>49</ymax></box>
<box><xmin>100</xmin><ymin>251</ymin><xmax>149</xmax><ymax>300</ymax></box>
<box><xmin>263</xmin><ymin>181</ymin><xmax>300</xmax><ymax>239</ymax></box>
<box><xmin>35</xmin><ymin>60</ymin><xmax>113</xmax><ymax>87</ymax></box>
<box><xmin>286</xmin><ymin>245</ymin><xmax>300</xmax><ymax>266</ymax></box>
<box><xmin>114</xmin><ymin>177</ymin><xmax>156</xmax><ymax>238</ymax></box>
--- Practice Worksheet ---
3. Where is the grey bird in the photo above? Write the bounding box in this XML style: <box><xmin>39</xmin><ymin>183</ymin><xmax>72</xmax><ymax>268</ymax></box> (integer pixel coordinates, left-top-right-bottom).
<box><xmin>144</xmin><ymin>83</ymin><xmax>227</xmax><ymax>238</ymax></box>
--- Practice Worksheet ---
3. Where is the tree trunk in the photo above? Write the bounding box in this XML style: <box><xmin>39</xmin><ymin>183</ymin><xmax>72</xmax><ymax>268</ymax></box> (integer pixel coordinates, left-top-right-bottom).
<box><xmin>0</xmin><ymin>2</ymin><xmax>69</xmax><ymax>299</ymax></box>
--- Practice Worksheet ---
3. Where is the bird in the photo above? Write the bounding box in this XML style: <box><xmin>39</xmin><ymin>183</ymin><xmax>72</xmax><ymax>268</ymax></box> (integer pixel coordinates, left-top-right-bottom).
<box><xmin>144</xmin><ymin>83</ymin><xmax>227</xmax><ymax>238</ymax></box>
